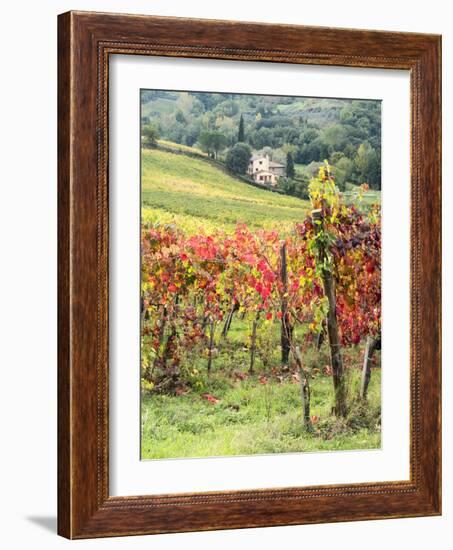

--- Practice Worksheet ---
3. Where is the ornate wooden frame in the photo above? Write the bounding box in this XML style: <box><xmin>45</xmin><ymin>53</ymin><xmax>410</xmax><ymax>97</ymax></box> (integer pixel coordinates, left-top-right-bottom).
<box><xmin>58</xmin><ymin>10</ymin><xmax>442</xmax><ymax>539</ymax></box>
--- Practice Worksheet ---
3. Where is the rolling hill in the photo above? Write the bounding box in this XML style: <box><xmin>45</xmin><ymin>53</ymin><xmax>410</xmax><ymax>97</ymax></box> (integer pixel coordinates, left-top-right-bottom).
<box><xmin>141</xmin><ymin>147</ymin><xmax>310</xmax><ymax>234</ymax></box>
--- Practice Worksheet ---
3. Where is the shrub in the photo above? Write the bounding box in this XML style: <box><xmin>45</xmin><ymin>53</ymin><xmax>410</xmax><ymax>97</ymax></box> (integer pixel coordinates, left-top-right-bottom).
<box><xmin>142</xmin><ymin>123</ymin><xmax>159</xmax><ymax>148</ymax></box>
<box><xmin>225</xmin><ymin>143</ymin><xmax>252</xmax><ymax>175</ymax></box>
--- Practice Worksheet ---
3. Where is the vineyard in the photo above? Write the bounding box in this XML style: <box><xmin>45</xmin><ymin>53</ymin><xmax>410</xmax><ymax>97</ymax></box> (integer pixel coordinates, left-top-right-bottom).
<box><xmin>141</xmin><ymin>147</ymin><xmax>309</xmax><ymax>232</ymax></box>
<box><xmin>141</xmin><ymin>152</ymin><xmax>381</xmax><ymax>459</ymax></box>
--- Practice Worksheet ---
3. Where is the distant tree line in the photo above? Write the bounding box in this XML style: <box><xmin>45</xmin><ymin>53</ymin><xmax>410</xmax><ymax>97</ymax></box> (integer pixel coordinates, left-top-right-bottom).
<box><xmin>141</xmin><ymin>91</ymin><xmax>382</xmax><ymax>190</ymax></box>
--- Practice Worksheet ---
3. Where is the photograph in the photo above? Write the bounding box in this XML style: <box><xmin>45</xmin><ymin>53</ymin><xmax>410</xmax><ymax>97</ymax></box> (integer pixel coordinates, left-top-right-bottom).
<box><xmin>140</xmin><ymin>89</ymin><xmax>382</xmax><ymax>460</ymax></box>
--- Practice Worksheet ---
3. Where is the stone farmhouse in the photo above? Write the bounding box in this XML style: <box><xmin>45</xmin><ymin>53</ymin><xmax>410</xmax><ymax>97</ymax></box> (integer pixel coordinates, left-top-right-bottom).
<box><xmin>247</xmin><ymin>154</ymin><xmax>285</xmax><ymax>186</ymax></box>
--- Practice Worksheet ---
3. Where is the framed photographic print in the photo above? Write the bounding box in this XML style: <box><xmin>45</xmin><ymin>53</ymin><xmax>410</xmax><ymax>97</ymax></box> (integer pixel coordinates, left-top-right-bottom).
<box><xmin>58</xmin><ymin>11</ymin><xmax>441</xmax><ymax>539</ymax></box>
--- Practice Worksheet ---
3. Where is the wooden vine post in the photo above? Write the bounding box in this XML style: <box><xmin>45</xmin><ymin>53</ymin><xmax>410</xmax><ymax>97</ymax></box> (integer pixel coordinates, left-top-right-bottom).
<box><xmin>279</xmin><ymin>241</ymin><xmax>311</xmax><ymax>428</ymax></box>
<box><xmin>312</xmin><ymin>209</ymin><xmax>347</xmax><ymax>417</ymax></box>
<box><xmin>207</xmin><ymin>319</ymin><xmax>215</xmax><ymax>374</ymax></box>
<box><xmin>280</xmin><ymin>242</ymin><xmax>292</xmax><ymax>365</ymax></box>
<box><xmin>294</xmin><ymin>346</ymin><xmax>312</xmax><ymax>429</ymax></box>
<box><xmin>249</xmin><ymin>312</ymin><xmax>260</xmax><ymax>374</ymax></box>
<box><xmin>360</xmin><ymin>335</ymin><xmax>380</xmax><ymax>399</ymax></box>
<box><xmin>221</xmin><ymin>301</ymin><xmax>239</xmax><ymax>337</ymax></box>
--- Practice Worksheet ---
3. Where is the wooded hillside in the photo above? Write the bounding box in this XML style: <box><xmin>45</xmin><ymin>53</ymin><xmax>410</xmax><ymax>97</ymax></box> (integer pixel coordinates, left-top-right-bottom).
<box><xmin>141</xmin><ymin>90</ymin><xmax>381</xmax><ymax>190</ymax></box>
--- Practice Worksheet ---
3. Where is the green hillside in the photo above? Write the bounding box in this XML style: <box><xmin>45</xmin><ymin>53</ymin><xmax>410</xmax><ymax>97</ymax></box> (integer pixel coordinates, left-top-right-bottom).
<box><xmin>141</xmin><ymin>147</ymin><xmax>309</xmax><ymax>234</ymax></box>
<box><xmin>141</xmin><ymin>90</ymin><xmax>382</xmax><ymax>190</ymax></box>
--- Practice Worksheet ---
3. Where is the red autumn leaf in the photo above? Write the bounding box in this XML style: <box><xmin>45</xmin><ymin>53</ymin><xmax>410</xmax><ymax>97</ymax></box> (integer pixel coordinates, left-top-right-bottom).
<box><xmin>260</xmin><ymin>286</ymin><xmax>271</xmax><ymax>299</ymax></box>
<box><xmin>365</xmin><ymin>260</ymin><xmax>375</xmax><ymax>274</ymax></box>
<box><xmin>263</xmin><ymin>270</ymin><xmax>276</xmax><ymax>283</ymax></box>
<box><xmin>201</xmin><ymin>393</ymin><xmax>220</xmax><ymax>404</ymax></box>
<box><xmin>257</xmin><ymin>259</ymin><xmax>267</xmax><ymax>273</ymax></box>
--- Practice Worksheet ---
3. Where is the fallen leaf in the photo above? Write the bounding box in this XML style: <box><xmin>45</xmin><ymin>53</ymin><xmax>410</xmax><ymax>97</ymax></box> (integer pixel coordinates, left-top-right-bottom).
<box><xmin>201</xmin><ymin>393</ymin><xmax>220</xmax><ymax>404</ymax></box>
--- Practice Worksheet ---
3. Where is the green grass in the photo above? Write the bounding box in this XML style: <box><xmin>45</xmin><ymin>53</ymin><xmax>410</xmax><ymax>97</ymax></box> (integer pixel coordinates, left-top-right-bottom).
<box><xmin>344</xmin><ymin>182</ymin><xmax>381</xmax><ymax>205</ymax></box>
<box><xmin>141</xmin><ymin>319</ymin><xmax>381</xmax><ymax>460</ymax></box>
<box><xmin>157</xmin><ymin>139</ymin><xmax>208</xmax><ymax>157</ymax></box>
<box><xmin>141</xmin><ymin>366</ymin><xmax>381</xmax><ymax>459</ymax></box>
<box><xmin>141</xmin><ymin>147</ymin><xmax>309</xmax><ymax>233</ymax></box>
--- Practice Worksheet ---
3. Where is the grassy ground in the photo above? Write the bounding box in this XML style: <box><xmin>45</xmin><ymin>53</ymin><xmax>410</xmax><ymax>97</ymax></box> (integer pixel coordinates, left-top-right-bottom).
<box><xmin>141</xmin><ymin>147</ymin><xmax>309</xmax><ymax>234</ymax></box>
<box><xmin>157</xmin><ymin>139</ymin><xmax>208</xmax><ymax>157</ymax></box>
<box><xmin>344</xmin><ymin>182</ymin><xmax>381</xmax><ymax>206</ymax></box>
<box><xmin>141</xmin><ymin>363</ymin><xmax>381</xmax><ymax>460</ymax></box>
<box><xmin>141</xmin><ymin>318</ymin><xmax>381</xmax><ymax>460</ymax></box>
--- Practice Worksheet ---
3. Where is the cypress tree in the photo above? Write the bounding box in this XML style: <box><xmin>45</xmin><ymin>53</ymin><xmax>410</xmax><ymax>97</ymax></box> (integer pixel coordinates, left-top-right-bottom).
<box><xmin>286</xmin><ymin>152</ymin><xmax>295</xmax><ymax>179</ymax></box>
<box><xmin>238</xmin><ymin>114</ymin><xmax>245</xmax><ymax>142</ymax></box>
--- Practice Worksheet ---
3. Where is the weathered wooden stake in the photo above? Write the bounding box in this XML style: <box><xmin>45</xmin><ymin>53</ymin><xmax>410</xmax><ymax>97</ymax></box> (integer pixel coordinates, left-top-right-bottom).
<box><xmin>161</xmin><ymin>325</ymin><xmax>176</xmax><ymax>370</ymax></box>
<box><xmin>316</xmin><ymin>321</ymin><xmax>325</xmax><ymax>350</ymax></box>
<box><xmin>249</xmin><ymin>312</ymin><xmax>260</xmax><ymax>374</ymax></box>
<box><xmin>294</xmin><ymin>346</ymin><xmax>311</xmax><ymax>429</ymax></box>
<box><xmin>221</xmin><ymin>301</ymin><xmax>239</xmax><ymax>337</ymax></box>
<box><xmin>207</xmin><ymin>319</ymin><xmax>215</xmax><ymax>374</ymax></box>
<box><xmin>312</xmin><ymin>209</ymin><xmax>347</xmax><ymax>417</ymax></box>
<box><xmin>280</xmin><ymin>242</ymin><xmax>292</xmax><ymax>365</ymax></box>
<box><xmin>360</xmin><ymin>335</ymin><xmax>379</xmax><ymax>399</ymax></box>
